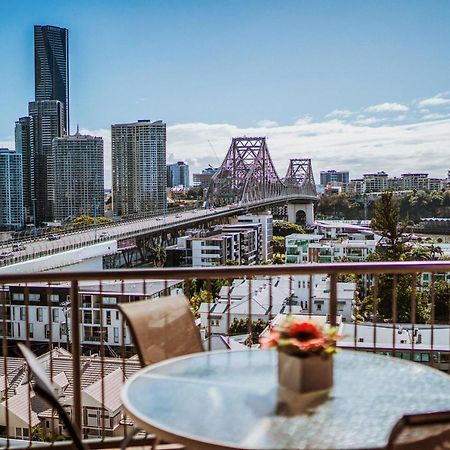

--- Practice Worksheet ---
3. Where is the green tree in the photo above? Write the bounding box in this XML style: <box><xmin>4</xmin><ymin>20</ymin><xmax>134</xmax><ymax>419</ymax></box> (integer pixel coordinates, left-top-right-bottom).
<box><xmin>273</xmin><ymin>220</ymin><xmax>304</xmax><ymax>237</ymax></box>
<box><xmin>189</xmin><ymin>289</ymin><xmax>213</xmax><ymax>318</ymax></box>
<box><xmin>371</xmin><ymin>192</ymin><xmax>411</xmax><ymax>260</ymax></box>
<box><xmin>272</xmin><ymin>236</ymin><xmax>285</xmax><ymax>256</ymax></box>
<box><xmin>149</xmin><ymin>245</ymin><xmax>167</xmax><ymax>268</ymax></box>
<box><xmin>228</xmin><ymin>317</ymin><xmax>268</xmax><ymax>343</ymax></box>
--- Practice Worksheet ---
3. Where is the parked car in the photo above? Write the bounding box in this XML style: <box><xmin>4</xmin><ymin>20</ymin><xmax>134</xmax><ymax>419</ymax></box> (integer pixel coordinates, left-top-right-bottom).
<box><xmin>175</xmin><ymin>214</ymin><xmax>182</xmax><ymax>218</ymax></box>
<box><xmin>0</xmin><ymin>251</ymin><xmax>13</xmax><ymax>259</ymax></box>
<box><xmin>12</xmin><ymin>243</ymin><xmax>26</xmax><ymax>251</ymax></box>
<box><xmin>48</xmin><ymin>233</ymin><xmax>61</xmax><ymax>241</ymax></box>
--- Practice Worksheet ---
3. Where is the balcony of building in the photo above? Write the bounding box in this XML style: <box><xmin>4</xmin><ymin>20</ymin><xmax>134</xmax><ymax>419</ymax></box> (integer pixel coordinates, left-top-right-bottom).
<box><xmin>1</xmin><ymin>261</ymin><xmax>450</xmax><ymax>449</ymax></box>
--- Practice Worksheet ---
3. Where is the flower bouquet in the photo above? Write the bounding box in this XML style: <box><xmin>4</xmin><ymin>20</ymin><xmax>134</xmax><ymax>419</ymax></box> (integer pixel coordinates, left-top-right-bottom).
<box><xmin>260</xmin><ymin>317</ymin><xmax>340</xmax><ymax>393</ymax></box>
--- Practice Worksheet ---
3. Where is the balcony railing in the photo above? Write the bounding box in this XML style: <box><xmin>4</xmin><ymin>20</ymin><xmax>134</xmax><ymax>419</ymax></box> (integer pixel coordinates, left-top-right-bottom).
<box><xmin>1</xmin><ymin>260</ymin><xmax>450</xmax><ymax>448</ymax></box>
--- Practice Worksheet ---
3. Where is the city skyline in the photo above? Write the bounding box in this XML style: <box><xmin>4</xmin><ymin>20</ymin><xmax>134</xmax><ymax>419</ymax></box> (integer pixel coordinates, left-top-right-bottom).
<box><xmin>1</xmin><ymin>1</ymin><xmax>450</xmax><ymax>186</ymax></box>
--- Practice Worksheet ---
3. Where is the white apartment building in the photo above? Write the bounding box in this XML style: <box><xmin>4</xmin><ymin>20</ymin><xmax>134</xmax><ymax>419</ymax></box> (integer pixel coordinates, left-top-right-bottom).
<box><xmin>237</xmin><ymin>213</ymin><xmax>273</xmax><ymax>261</ymax></box>
<box><xmin>111</xmin><ymin>120</ymin><xmax>167</xmax><ymax>217</ymax></box>
<box><xmin>401</xmin><ymin>173</ymin><xmax>429</xmax><ymax>190</ymax></box>
<box><xmin>362</xmin><ymin>172</ymin><xmax>388</xmax><ymax>192</ymax></box>
<box><xmin>199</xmin><ymin>275</ymin><xmax>357</xmax><ymax>334</ymax></box>
<box><xmin>285</xmin><ymin>234</ymin><xmax>324</xmax><ymax>264</ymax></box>
<box><xmin>338</xmin><ymin>322</ymin><xmax>450</xmax><ymax>370</ymax></box>
<box><xmin>0</xmin><ymin>281</ymin><xmax>181</xmax><ymax>350</ymax></box>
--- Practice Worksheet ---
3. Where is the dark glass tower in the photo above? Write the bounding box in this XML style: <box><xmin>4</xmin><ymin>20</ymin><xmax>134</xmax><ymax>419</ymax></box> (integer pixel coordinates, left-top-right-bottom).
<box><xmin>34</xmin><ymin>25</ymin><xmax>69</xmax><ymax>132</ymax></box>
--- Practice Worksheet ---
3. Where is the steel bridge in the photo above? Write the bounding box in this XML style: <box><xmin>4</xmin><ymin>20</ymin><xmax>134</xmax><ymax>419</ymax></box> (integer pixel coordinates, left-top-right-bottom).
<box><xmin>207</xmin><ymin>137</ymin><xmax>317</xmax><ymax>207</ymax></box>
<box><xmin>0</xmin><ymin>137</ymin><xmax>318</xmax><ymax>269</ymax></box>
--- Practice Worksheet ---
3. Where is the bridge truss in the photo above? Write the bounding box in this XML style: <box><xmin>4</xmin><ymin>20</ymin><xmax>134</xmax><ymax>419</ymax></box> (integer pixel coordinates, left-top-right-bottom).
<box><xmin>207</xmin><ymin>137</ymin><xmax>317</xmax><ymax>207</ymax></box>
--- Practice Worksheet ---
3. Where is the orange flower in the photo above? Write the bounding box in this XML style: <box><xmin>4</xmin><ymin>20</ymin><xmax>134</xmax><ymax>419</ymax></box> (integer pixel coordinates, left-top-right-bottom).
<box><xmin>287</xmin><ymin>321</ymin><xmax>323</xmax><ymax>342</ymax></box>
<box><xmin>288</xmin><ymin>337</ymin><xmax>326</xmax><ymax>352</ymax></box>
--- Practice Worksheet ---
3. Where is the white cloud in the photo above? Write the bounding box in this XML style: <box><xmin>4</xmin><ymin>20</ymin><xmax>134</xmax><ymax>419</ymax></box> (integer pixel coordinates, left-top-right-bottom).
<box><xmin>5</xmin><ymin>93</ymin><xmax>450</xmax><ymax>190</ymax></box>
<box><xmin>354</xmin><ymin>117</ymin><xmax>385</xmax><ymax>126</ymax></box>
<box><xmin>421</xmin><ymin>113</ymin><xmax>448</xmax><ymax>120</ymax></box>
<box><xmin>325</xmin><ymin>109</ymin><xmax>353</xmax><ymax>119</ymax></box>
<box><xmin>73</xmin><ymin>116</ymin><xmax>450</xmax><ymax>188</ymax></box>
<box><xmin>0</xmin><ymin>138</ymin><xmax>14</xmax><ymax>151</ymax></box>
<box><xmin>257</xmin><ymin>119</ymin><xmax>279</xmax><ymax>128</ymax></box>
<box><xmin>365</xmin><ymin>102</ymin><xmax>409</xmax><ymax>113</ymax></box>
<box><xmin>417</xmin><ymin>96</ymin><xmax>450</xmax><ymax>107</ymax></box>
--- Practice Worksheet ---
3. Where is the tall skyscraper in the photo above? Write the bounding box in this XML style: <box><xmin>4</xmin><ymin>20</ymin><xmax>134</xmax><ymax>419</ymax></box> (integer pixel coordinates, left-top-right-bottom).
<box><xmin>34</xmin><ymin>25</ymin><xmax>69</xmax><ymax>132</ymax></box>
<box><xmin>15</xmin><ymin>117</ymin><xmax>32</xmax><ymax>220</ymax></box>
<box><xmin>17</xmin><ymin>24</ymin><xmax>69</xmax><ymax>225</ymax></box>
<box><xmin>0</xmin><ymin>148</ymin><xmax>24</xmax><ymax>229</ymax></box>
<box><xmin>167</xmin><ymin>161</ymin><xmax>190</xmax><ymax>187</ymax></box>
<box><xmin>52</xmin><ymin>131</ymin><xmax>104</xmax><ymax>221</ymax></box>
<box><xmin>112</xmin><ymin>120</ymin><xmax>167</xmax><ymax>217</ymax></box>
<box><xmin>28</xmin><ymin>100</ymin><xmax>65</xmax><ymax>223</ymax></box>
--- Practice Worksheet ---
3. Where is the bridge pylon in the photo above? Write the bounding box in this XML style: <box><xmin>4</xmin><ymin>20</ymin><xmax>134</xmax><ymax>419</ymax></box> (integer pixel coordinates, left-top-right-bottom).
<box><xmin>283</xmin><ymin>159</ymin><xmax>317</xmax><ymax>226</ymax></box>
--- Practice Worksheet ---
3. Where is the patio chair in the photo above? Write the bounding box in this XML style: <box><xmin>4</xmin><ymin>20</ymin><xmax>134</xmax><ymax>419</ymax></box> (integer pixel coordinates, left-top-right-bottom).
<box><xmin>118</xmin><ymin>294</ymin><xmax>204</xmax><ymax>367</ymax></box>
<box><xmin>17</xmin><ymin>343</ymin><xmax>185</xmax><ymax>450</ymax></box>
<box><xmin>387</xmin><ymin>410</ymin><xmax>450</xmax><ymax>450</ymax></box>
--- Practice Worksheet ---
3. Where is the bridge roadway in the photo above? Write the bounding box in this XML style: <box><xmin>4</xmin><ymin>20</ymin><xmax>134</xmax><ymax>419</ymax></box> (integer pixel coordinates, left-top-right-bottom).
<box><xmin>0</xmin><ymin>194</ymin><xmax>317</xmax><ymax>268</ymax></box>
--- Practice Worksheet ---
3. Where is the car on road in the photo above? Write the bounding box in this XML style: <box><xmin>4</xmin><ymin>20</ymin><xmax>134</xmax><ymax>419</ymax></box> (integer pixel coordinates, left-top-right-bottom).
<box><xmin>0</xmin><ymin>251</ymin><xmax>13</xmax><ymax>259</ymax></box>
<box><xmin>48</xmin><ymin>233</ymin><xmax>61</xmax><ymax>241</ymax></box>
<box><xmin>156</xmin><ymin>217</ymin><xmax>163</xmax><ymax>221</ymax></box>
<box><xmin>99</xmin><ymin>231</ymin><xmax>109</xmax><ymax>238</ymax></box>
<box><xmin>12</xmin><ymin>243</ymin><xmax>26</xmax><ymax>251</ymax></box>
<box><xmin>175</xmin><ymin>214</ymin><xmax>182</xmax><ymax>218</ymax></box>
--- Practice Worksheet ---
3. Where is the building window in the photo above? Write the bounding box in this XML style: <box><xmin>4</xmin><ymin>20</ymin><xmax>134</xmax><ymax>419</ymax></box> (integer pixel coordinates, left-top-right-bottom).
<box><xmin>83</xmin><ymin>310</ymin><xmax>92</xmax><ymax>324</ymax></box>
<box><xmin>50</xmin><ymin>294</ymin><xmax>59</xmax><ymax>302</ymax></box>
<box><xmin>20</xmin><ymin>307</ymin><xmax>26</xmax><ymax>321</ymax></box>
<box><xmin>103</xmin><ymin>297</ymin><xmax>117</xmax><ymax>305</ymax></box>
<box><xmin>36</xmin><ymin>308</ymin><xmax>43</xmax><ymax>322</ymax></box>
<box><xmin>113</xmin><ymin>327</ymin><xmax>119</xmax><ymax>344</ymax></box>
<box><xmin>29</xmin><ymin>293</ymin><xmax>40</xmax><ymax>302</ymax></box>
<box><xmin>12</xmin><ymin>293</ymin><xmax>24</xmax><ymax>301</ymax></box>
<box><xmin>29</xmin><ymin>323</ymin><xmax>34</xmax><ymax>338</ymax></box>
<box><xmin>82</xmin><ymin>295</ymin><xmax>92</xmax><ymax>307</ymax></box>
<box><xmin>52</xmin><ymin>308</ymin><xmax>59</xmax><ymax>322</ymax></box>
<box><xmin>106</xmin><ymin>311</ymin><xmax>111</xmax><ymax>325</ymax></box>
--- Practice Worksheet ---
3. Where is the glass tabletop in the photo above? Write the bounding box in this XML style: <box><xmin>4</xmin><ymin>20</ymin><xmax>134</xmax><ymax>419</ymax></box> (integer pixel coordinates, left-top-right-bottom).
<box><xmin>122</xmin><ymin>349</ymin><xmax>450</xmax><ymax>450</ymax></box>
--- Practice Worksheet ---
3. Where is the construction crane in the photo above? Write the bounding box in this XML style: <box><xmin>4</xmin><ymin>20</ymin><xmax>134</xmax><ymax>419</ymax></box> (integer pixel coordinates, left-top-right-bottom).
<box><xmin>207</xmin><ymin>140</ymin><xmax>221</xmax><ymax>164</ymax></box>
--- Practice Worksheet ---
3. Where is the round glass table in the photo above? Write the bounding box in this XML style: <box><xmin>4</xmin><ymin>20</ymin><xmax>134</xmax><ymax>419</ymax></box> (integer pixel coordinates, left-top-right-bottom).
<box><xmin>121</xmin><ymin>349</ymin><xmax>450</xmax><ymax>450</ymax></box>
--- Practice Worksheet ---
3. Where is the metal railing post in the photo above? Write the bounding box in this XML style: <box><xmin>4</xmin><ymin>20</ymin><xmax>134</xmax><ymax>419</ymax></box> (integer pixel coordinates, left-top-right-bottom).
<box><xmin>70</xmin><ymin>280</ymin><xmax>82</xmax><ymax>434</ymax></box>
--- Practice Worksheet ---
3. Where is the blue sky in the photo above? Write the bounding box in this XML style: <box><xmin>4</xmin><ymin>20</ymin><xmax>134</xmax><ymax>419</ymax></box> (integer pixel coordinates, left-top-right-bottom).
<box><xmin>1</xmin><ymin>0</ymin><xmax>450</xmax><ymax>186</ymax></box>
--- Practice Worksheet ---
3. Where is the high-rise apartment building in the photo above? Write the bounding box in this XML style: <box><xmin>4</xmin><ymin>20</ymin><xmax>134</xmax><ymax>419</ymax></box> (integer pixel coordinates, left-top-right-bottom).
<box><xmin>28</xmin><ymin>100</ymin><xmax>65</xmax><ymax>223</ymax></box>
<box><xmin>0</xmin><ymin>149</ymin><xmax>24</xmax><ymax>229</ymax></box>
<box><xmin>15</xmin><ymin>117</ymin><xmax>32</xmax><ymax>220</ymax></box>
<box><xmin>34</xmin><ymin>25</ymin><xmax>69</xmax><ymax>132</ymax></box>
<box><xmin>401</xmin><ymin>173</ymin><xmax>429</xmax><ymax>191</ymax></box>
<box><xmin>167</xmin><ymin>161</ymin><xmax>190</xmax><ymax>187</ymax></box>
<box><xmin>320</xmin><ymin>170</ymin><xmax>349</xmax><ymax>186</ymax></box>
<box><xmin>51</xmin><ymin>131</ymin><xmax>104</xmax><ymax>221</ymax></box>
<box><xmin>112</xmin><ymin>120</ymin><xmax>167</xmax><ymax>217</ymax></box>
<box><xmin>362</xmin><ymin>172</ymin><xmax>388</xmax><ymax>192</ymax></box>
